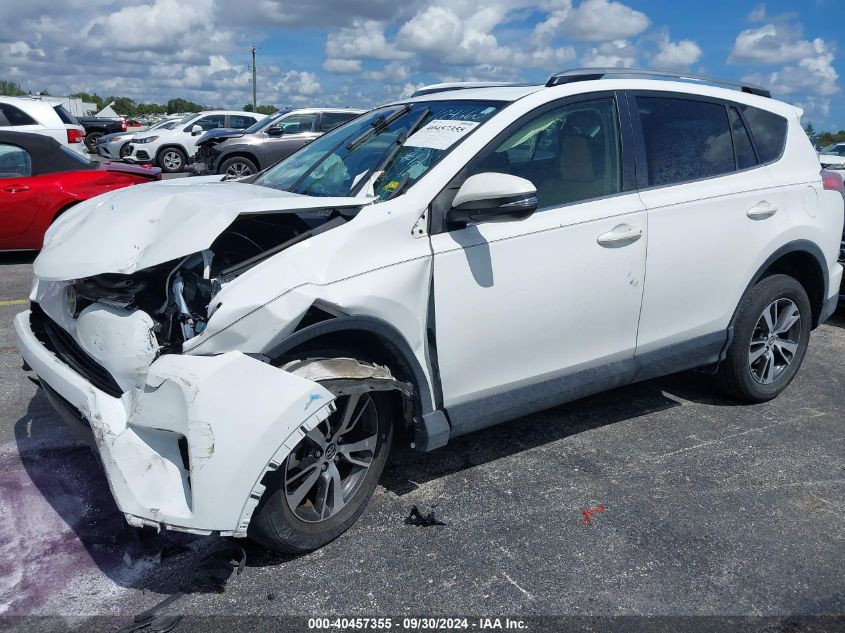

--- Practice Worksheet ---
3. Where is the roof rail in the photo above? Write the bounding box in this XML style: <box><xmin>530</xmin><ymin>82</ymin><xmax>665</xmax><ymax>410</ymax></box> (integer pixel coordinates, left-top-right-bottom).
<box><xmin>412</xmin><ymin>81</ymin><xmax>535</xmax><ymax>97</ymax></box>
<box><xmin>544</xmin><ymin>68</ymin><xmax>771</xmax><ymax>98</ymax></box>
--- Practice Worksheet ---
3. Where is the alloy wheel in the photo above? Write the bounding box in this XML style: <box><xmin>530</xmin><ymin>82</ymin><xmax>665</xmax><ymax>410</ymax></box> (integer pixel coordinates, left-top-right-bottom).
<box><xmin>284</xmin><ymin>392</ymin><xmax>380</xmax><ymax>523</ymax></box>
<box><xmin>748</xmin><ymin>298</ymin><xmax>801</xmax><ymax>384</ymax></box>
<box><xmin>225</xmin><ymin>162</ymin><xmax>253</xmax><ymax>179</ymax></box>
<box><xmin>162</xmin><ymin>151</ymin><xmax>182</xmax><ymax>170</ymax></box>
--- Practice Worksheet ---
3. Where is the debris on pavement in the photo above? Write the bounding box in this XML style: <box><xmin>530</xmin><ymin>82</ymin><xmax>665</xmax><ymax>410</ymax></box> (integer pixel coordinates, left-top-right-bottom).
<box><xmin>581</xmin><ymin>505</ymin><xmax>606</xmax><ymax>526</ymax></box>
<box><xmin>404</xmin><ymin>505</ymin><xmax>446</xmax><ymax>526</ymax></box>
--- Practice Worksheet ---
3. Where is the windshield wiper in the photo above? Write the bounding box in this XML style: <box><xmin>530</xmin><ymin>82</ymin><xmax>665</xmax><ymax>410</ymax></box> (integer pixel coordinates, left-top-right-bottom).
<box><xmin>346</xmin><ymin>104</ymin><xmax>411</xmax><ymax>151</ymax></box>
<box><xmin>352</xmin><ymin>108</ymin><xmax>431</xmax><ymax>197</ymax></box>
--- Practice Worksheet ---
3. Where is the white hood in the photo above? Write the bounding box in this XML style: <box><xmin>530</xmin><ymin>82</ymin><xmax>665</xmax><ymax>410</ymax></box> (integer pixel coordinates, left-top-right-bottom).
<box><xmin>35</xmin><ymin>178</ymin><xmax>370</xmax><ymax>281</ymax></box>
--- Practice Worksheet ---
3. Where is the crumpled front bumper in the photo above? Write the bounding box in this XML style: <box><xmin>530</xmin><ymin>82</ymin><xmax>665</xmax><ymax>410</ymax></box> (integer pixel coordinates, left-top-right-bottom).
<box><xmin>15</xmin><ymin>309</ymin><xmax>335</xmax><ymax>536</ymax></box>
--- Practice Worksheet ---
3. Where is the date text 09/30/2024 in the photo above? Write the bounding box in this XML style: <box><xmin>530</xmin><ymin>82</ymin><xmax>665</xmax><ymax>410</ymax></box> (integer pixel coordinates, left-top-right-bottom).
<box><xmin>308</xmin><ymin>618</ymin><xmax>528</xmax><ymax>630</ymax></box>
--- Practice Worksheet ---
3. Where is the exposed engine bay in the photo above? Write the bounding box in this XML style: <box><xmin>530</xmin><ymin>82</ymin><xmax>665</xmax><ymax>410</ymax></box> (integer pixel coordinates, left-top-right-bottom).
<box><xmin>70</xmin><ymin>208</ymin><xmax>355</xmax><ymax>352</ymax></box>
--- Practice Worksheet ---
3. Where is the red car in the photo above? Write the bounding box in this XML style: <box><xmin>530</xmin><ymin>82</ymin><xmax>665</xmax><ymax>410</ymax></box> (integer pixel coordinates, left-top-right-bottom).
<box><xmin>0</xmin><ymin>131</ymin><xmax>161</xmax><ymax>251</ymax></box>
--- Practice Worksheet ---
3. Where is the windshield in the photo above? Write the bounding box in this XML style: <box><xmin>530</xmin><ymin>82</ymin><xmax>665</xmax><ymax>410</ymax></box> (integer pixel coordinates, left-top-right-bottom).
<box><xmin>253</xmin><ymin>100</ymin><xmax>503</xmax><ymax>200</ymax></box>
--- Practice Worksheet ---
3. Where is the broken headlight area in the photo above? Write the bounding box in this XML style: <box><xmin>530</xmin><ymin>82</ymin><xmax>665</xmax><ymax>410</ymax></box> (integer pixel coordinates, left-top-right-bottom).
<box><xmin>68</xmin><ymin>209</ymin><xmax>352</xmax><ymax>352</ymax></box>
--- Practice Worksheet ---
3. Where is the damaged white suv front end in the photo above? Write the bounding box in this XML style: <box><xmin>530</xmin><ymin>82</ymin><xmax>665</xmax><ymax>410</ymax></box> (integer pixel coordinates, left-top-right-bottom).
<box><xmin>15</xmin><ymin>97</ymin><xmax>505</xmax><ymax>548</ymax></box>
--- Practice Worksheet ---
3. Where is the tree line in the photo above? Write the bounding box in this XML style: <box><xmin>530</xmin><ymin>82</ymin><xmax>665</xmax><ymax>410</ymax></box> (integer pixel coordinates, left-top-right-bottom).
<box><xmin>1</xmin><ymin>79</ymin><xmax>280</xmax><ymax>117</ymax></box>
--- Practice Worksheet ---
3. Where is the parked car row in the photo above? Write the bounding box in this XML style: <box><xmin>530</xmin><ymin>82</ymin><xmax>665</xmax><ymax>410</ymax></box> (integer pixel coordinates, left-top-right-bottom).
<box><xmin>92</xmin><ymin>107</ymin><xmax>363</xmax><ymax>176</ymax></box>
<box><xmin>11</xmin><ymin>70</ymin><xmax>844</xmax><ymax>558</ymax></box>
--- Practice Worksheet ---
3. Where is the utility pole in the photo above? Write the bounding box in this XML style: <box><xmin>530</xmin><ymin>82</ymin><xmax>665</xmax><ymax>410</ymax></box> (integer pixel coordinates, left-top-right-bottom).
<box><xmin>251</xmin><ymin>45</ymin><xmax>257</xmax><ymax>112</ymax></box>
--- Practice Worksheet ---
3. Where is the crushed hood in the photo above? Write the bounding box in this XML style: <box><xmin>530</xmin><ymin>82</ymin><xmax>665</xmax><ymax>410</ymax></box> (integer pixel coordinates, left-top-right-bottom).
<box><xmin>35</xmin><ymin>178</ymin><xmax>370</xmax><ymax>281</ymax></box>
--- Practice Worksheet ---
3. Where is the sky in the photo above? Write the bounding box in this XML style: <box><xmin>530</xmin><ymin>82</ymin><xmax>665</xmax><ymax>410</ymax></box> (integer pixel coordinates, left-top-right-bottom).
<box><xmin>0</xmin><ymin>0</ymin><xmax>841</xmax><ymax>130</ymax></box>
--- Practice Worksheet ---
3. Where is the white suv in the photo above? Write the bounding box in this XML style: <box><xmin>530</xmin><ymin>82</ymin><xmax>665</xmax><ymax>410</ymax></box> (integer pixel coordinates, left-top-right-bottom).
<box><xmin>124</xmin><ymin>110</ymin><xmax>264</xmax><ymax>172</ymax></box>
<box><xmin>15</xmin><ymin>70</ymin><xmax>844</xmax><ymax>553</ymax></box>
<box><xmin>0</xmin><ymin>96</ymin><xmax>86</xmax><ymax>155</ymax></box>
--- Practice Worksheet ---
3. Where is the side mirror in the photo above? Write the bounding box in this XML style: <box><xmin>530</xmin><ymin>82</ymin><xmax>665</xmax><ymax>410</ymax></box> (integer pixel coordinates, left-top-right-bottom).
<box><xmin>266</xmin><ymin>127</ymin><xmax>284</xmax><ymax>137</ymax></box>
<box><xmin>447</xmin><ymin>173</ymin><xmax>538</xmax><ymax>225</ymax></box>
<box><xmin>191</xmin><ymin>125</ymin><xmax>203</xmax><ymax>136</ymax></box>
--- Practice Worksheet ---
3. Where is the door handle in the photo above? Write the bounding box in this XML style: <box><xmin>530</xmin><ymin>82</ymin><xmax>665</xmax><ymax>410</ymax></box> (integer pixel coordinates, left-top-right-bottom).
<box><xmin>746</xmin><ymin>201</ymin><xmax>777</xmax><ymax>220</ymax></box>
<box><xmin>597</xmin><ymin>224</ymin><xmax>643</xmax><ymax>247</ymax></box>
<box><xmin>2</xmin><ymin>184</ymin><xmax>30</xmax><ymax>193</ymax></box>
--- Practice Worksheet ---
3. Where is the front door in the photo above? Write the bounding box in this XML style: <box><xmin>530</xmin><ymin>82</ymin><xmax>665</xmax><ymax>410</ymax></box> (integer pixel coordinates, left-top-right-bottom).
<box><xmin>429</xmin><ymin>96</ymin><xmax>647</xmax><ymax>431</ymax></box>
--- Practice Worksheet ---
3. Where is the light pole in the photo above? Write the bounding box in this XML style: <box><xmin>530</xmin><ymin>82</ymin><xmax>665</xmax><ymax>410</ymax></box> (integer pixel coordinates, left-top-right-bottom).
<box><xmin>251</xmin><ymin>45</ymin><xmax>257</xmax><ymax>112</ymax></box>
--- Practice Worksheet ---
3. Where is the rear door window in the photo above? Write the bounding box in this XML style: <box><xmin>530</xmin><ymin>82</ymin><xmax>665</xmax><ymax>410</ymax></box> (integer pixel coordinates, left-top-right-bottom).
<box><xmin>636</xmin><ymin>96</ymin><xmax>735</xmax><ymax>187</ymax></box>
<box><xmin>0</xmin><ymin>103</ymin><xmax>37</xmax><ymax>127</ymax></box>
<box><xmin>319</xmin><ymin>112</ymin><xmax>358</xmax><ymax>132</ymax></box>
<box><xmin>740</xmin><ymin>106</ymin><xmax>788</xmax><ymax>163</ymax></box>
<box><xmin>228</xmin><ymin>114</ymin><xmax>257</xmax><ymax>129</ymax></box>
<box><xmin>0</xmin><ymin>143</ymin><xmax>32</xmax><ymax>177</ymax></box>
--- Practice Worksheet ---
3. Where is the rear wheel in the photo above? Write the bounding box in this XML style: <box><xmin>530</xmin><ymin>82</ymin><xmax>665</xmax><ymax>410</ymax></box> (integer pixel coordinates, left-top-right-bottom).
<box><xmin>158</xmin><ymin>147</ymin><xmax>187</xmax><ymax>173</ymax></box>
<box><xmin>716</xmin><ymin>274</ymin><xmax>811</xmax><ymax>402</ymax></box>
<box><xmin>248</xmin><ymin>359</ymin><xmax>396</xmax><ymax>553</ymax></box>
<box><xmin>219</xmin><ymin>156</ymin><xmax>258</xmax><ymax>179</ymax></box>
<box><xmin>84</xmin><ymin>132</ymin><xmax>103</xmax><ymax>153</ymax></box>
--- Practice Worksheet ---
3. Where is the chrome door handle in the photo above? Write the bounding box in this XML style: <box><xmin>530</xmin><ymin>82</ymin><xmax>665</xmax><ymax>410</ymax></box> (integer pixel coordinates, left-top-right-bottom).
<box><xmin>747</xmin><ymin>201</ymin><xmax>778</xmax><ymax>220</ymax></box>
<box><xmin>597</xmin><ymin>224</ymin><xmax>643</xmax><ymax>247</ymax></box>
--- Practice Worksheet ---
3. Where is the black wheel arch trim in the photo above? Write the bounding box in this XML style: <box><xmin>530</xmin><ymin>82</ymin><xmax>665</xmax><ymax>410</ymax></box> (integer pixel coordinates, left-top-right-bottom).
<box><xmin>721</xmin><ymin>239</ymin><xmax>830</xmax><ymax>361</ymax></box>
<box><xmin>263</xmin><ymin>315</ymin><xmax>437</xmax><ymax>417</ymax></box>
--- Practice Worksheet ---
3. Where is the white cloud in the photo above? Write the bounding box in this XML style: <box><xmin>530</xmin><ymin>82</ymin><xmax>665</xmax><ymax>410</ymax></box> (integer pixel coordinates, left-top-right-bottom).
<box><xmin>730</xmin><ymin>24</ymin><xmax>818</xmax><ymax>65</ymax></box>
<box><xmin>363</xmin><ymin>61</ymin><xmax>411</xmax><ymax>82</ymax></box>
<box><xmin>581</xmin><ymin>40</ymin><xmax>637</xmax><ymax>68</ymax></box>
<box><xmin>326</xmin><ymin>19</ymin><xmax>411</xmax><ymax>61</ymax></box>
<box><xmin>747</xmin><ymin>3</ymin><xmax>766</xmax><ymax>22</ymax></box>
<box><xmin>323</xmin><ymin>58</ymin><xmax>362</xmax><ymax>73</ymax></box>
<box><xmin>650</xmin><ymin>31</ymin><xmax>702</xmax><ymax>71</ymax></box>
<box><xmin>558</xmin><ymin>0</ymin><xmax>650</xmax><ymax>42</ymax></box>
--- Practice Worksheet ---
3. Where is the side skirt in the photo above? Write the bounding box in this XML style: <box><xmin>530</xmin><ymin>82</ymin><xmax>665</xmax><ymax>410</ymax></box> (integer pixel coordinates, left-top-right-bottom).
<box><xmin>442</xmin><ymin>331</ymin><xmax>727</xmax><ymax>440</ymax></box>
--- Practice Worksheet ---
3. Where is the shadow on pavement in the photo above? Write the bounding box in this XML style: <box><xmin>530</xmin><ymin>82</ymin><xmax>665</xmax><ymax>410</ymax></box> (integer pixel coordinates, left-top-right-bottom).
<box><xmin>0</xmin><ymin>252</ymin><xmax>37</xmax><ymax>266</ymax></box>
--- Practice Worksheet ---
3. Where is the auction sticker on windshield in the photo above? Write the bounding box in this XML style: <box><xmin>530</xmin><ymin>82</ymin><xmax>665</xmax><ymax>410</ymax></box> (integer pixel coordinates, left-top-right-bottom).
<box><xmin>405</xmin><ymin>120</ymin><xmax>480</xmax><ymax>150</ymax></box>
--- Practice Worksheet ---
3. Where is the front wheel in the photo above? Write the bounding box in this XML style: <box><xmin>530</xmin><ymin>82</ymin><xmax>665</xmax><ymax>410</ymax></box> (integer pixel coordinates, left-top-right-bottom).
<box><xmin>716</xmin><ymin>274</ymin><xmax>811</xmax><ymax>402</ymax></box>
<box><xmin>219</xmin><ymin>156</ymin><xmax>258</xmax><ymax>179</ymax></box>
<box><xmin>248</xmin><ymin>370</ymin><xmax>395</xmax><ymax>553</ymax></box>
<box><xmin>157</xmin><ymin>147</ymin><xmax>187</xmax><ymax>173</ymax></box>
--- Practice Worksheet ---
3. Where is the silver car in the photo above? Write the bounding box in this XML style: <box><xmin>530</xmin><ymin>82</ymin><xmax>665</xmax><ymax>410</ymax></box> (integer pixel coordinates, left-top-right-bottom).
<box><xmin>96</xmin><ymin>117</ymin><xmax>185</xmax><ymax>161</ymax></box>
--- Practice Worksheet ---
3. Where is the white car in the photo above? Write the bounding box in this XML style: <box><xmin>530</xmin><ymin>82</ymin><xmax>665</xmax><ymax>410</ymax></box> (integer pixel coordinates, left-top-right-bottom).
<box><xmin>0</xmin><ymin>96</ymin><xmax>86</xmax><ymax>156</ymax></box>
<box><xmin>819</xmin><ymin>142</ymin><xmax>845</xmax><ymax>169</ymax></box>
<box><xmin>123</xmin><ymin>111</ymin><xmax>264</xmax><ymax>173</ymax></box>
<box><xmin>15</xmin><ymin>70</ymin><xmax>844</xmax><ymax>553</ymax></box>
<box><xmin>96</xmin><ymin>117</ymin><xmax>190</xmax><ymax>161</ymax></box>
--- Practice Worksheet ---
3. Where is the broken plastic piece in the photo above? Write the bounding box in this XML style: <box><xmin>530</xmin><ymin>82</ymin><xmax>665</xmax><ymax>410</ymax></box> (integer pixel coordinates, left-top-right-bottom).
<box><xmin>404</xmin><ymin>505</ymin><xmax>446</xmax><ymax>526</ymax></box>
<box><xmin>581</xmin><ymin>505</ymin><xmax>606</xmax><ymax>526</ymax></box>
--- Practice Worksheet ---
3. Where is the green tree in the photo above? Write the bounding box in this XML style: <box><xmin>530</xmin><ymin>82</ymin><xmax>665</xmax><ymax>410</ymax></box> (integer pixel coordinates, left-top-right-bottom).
<box><xmin>243</xmin><ymin>103</ymin><xmax>278</xmax><ymax>114</ymax></box>
<box><xmin>167</xmin><ymin>97</ymin><xmax>206</xmax><ymax>114</ymax></box>
<box><xmin>71</xmin><ymin>91</ymin><xmax>105</xmax><ymax>111</ymax></box>
<box><xmin>804</xmin><ymin>122</ymin><xmax>816</xmax><ymax>137</ymax></box>
<box><xmin>0</xmin><ymin>79</ymin><xmax>27</xmax><ymax>96</ymax></box>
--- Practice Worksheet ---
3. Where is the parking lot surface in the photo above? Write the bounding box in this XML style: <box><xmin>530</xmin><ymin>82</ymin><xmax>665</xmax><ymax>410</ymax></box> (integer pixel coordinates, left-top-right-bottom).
<box><xmin>0</xmin><ymin>252</ymin><xmax>843</xmax><ymax>631</ymax></box>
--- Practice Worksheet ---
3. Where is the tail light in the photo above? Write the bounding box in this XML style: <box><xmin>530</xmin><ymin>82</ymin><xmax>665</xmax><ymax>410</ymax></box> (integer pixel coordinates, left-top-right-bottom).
<box><xmin>67</xmin><ymin>128</ymin><xmax>84</xmax><ymax>144</ymax></box>
<box><xmin>822</xmin><ymin>169</ymin><xmax>845</xmax><ymax>200</ymax></box>
<box><xmin>120</xmin><ymin>118</ymin><xmax>127</xmax><ymax>132</ymax></box>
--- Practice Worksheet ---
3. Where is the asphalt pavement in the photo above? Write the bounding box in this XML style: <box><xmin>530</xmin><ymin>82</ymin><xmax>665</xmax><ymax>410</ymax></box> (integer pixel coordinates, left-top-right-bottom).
<box><xmin>0</xmin><ymin>229</ymin><xmax>843</xmax><ymax>631</ymax></box>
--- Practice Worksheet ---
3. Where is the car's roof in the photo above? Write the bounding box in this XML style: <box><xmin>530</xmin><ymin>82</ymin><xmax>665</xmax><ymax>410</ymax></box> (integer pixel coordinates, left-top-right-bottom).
<box><xmin>0</xmin><ymin>130</ymin><xmax>95</xmax><ymax>175</ymax></box>
<box><xmin>286</xmin><ymin>107</ymin><xmax>366</xmax><ymax>114</ymax></box>
<box><xmin>393</xmin><ymin>78</ymin><xmax>798</xmax><ymax>118</ymax></box>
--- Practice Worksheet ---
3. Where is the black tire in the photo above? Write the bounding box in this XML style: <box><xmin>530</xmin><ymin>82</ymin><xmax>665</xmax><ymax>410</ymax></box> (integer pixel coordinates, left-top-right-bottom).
<box><xmin>716</xmin><ymin>274</ymin><xmax>811</xmax><ymax>403</ymax></box>
<box><xmin>248</xmin><ymin>363</ymin><xmax>395</xmax><ymax>553</ymax></box>
<box><xmin>119</xmin><ymin>142</ymin><xmax>132</xmax><ymax>159</ymax></box>
<box><xmin>219</xmin><ymin>156</ymin><xmax>258</xmax><ymax>179</ymax></box>
<box><xmin>84</xmin><ymin>132</ymin><xmax>103</xmax><ymax>153</ymax></box>
<box><xmin>157</xmin><ymin>146</ymin><xmax>187</xmax><ymax>173</ymax></box>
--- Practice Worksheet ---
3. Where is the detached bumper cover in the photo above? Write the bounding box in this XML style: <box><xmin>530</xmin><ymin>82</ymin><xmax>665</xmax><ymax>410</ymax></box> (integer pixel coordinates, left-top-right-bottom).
<box><xmin>15</xmin><ymin>310</ymin><xmax>335</xmax><ymax>536</ymax></box>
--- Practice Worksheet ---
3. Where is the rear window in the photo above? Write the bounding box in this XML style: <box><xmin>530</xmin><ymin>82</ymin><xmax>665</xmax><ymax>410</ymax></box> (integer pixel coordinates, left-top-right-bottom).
<box><xmin>740</xmin><ymin>106</ymin><xmax>787</xmax><ymax>163</ymax></box>
<box><xmin>636</xmin><ymin>96</ymin><xmax>735</xmax><ymax>187</ymax></box>
<box><xmin>53</xmin><ymin>104</ymin><xmax>77</xmax><ymax>124</ymax></box>
<box><xmin>0</xmin><ymin>103</ymin><xmax>37</xmax><ymax>127</ymax></box>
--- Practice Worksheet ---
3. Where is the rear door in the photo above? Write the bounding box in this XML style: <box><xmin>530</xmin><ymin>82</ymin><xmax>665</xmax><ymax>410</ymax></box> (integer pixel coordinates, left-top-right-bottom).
<box><xmin>630</xmin><ymin>92</ymin><xmax>789</xmax><ymax>359</ymax></box>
